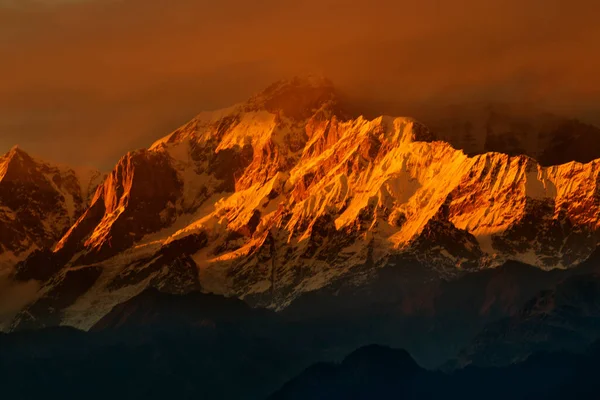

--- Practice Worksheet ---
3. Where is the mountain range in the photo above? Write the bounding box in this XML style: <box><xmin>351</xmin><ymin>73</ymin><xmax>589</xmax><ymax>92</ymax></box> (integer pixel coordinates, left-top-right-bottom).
<box><xmin>2</xmin><ymin>77</ymin><xmax>600</xmax><ymax>388</ymax></box>
<box><xmin>2</xmin><ymin>283</ymin><xmax>600</xmax><ymax>400</ymax></box>
<box><xmin>269</xmin><ymin>342</ymin><xmax>600</xmax><ymax>400</ymax></box>
<box><xmin>2</xmin><ymin>76</ymin><xmax>600</xmax><ymax>335</ymax></box>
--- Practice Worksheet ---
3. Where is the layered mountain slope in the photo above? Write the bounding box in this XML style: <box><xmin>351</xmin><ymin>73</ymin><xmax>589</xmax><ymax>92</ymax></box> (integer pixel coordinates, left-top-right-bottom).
<box><xmin>455</xmin><ymin>273</ymin><xmax>600</xmax><ymax>367</ymax></box>
<box><xmin>271</xmin><ymin>342</ymin><xmax>600</xmax><ymax>400</ymax></box>
<box><xmin>0</xmin><ymin>146</ymin><xmax>103</xmax><ymax>268</ymax></box>
<box><xmin>10</xmin><ymin>77</ymin><xmax>600</xmax><ymax>330</ymax></box>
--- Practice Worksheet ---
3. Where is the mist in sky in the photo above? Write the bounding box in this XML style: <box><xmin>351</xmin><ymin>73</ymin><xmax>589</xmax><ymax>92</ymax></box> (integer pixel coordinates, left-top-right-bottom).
<box><xmin>1</xmin><ymin>0</ymin><xmax>599</xmax><ymax>169</ymax></box>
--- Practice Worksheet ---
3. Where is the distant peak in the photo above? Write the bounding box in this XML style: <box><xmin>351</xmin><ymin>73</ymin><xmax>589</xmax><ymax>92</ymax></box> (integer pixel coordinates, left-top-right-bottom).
<box><xmin>6</xmin><ymin>144</ymin><xmax>27</xmax><ymax>156</ymax></box>
<box><xmin>0</xmin><ymin>145</ymin><xmax>38</xmax><ymax>182</ymax></box>
<box><xmin>2</xmin><ymin>145</ymin><xmax>32</xmax><ymax>164</ymax></box>
<box><xmin>245</xmin><ymin>76</ymin><xmax>338</xmax><ymax>120</ymax></box>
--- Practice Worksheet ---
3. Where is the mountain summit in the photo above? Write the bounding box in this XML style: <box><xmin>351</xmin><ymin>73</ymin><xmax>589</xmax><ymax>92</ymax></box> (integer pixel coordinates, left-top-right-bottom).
<box><xmin>0</xmin><ymin>147</ymin><xmax>103</xmax><ymax>268</ymax></box>
<box><xmin>5</xmin><ymin>78</ymin><xmax>600</xmax><ymax>330</ymax></box>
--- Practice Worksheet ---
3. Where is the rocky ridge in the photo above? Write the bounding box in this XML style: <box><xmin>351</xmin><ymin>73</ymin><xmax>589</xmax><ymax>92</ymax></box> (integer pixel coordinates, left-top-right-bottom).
<box><xmin>0</xmin><ymin>146</ymin><xmax>103</xmax><ymax>268</ymax></box>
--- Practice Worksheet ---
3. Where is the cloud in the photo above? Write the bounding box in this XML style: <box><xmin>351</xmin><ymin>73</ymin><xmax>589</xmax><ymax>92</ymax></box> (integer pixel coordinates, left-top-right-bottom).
<box><xmin>0</xmin><ymin>0</ymin><xmax>599</xmax><ymax>168</ymax></box>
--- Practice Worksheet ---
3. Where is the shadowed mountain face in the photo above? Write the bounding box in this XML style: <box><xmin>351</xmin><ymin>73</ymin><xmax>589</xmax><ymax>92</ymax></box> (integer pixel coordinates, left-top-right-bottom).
<box><xmin>4</xmin><ymin>318</ymin><xmax>600</xmax><ymax>400</ymax></box>
<box><xmin>274</xmin><ymin>249</ymin><xmax>600</xmax><ymax>367</ymax></box>
<box><xmin>4</xmin><ymin>276</ymin><xmax>600</xmax><ymax>400</ymax></box>
<box><xmin>91</xmin><ymin>287</ymin><xmax>274</xmax><ymax>331</ymax></box>
<box><xmin>0</xmin><ymin>289</ymin><xmax>315</xmax><ymax>400</ymax></box>
<box><xmin>269</xmin><ymin>345</ymin><xmax>425</xmax><ymax>400</ymax></box>
<box><xmin>270</xmin><ymin>343</ymin><xmax>600</xmax><ymax>400</ymax></box>
<box><xmin>9</xmin><ymin>256</ymin><xmax>593</xmax><ymax>368</ymax></box>
<box><xmin>454</xmin><ymin>273</ymin><xmax>600</xmax><ymax>367</ymax></box>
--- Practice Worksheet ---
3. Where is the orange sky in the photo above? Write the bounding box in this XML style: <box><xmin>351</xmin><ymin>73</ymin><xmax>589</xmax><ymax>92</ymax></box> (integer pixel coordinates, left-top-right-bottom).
<box><xmin>1</xmin><ymin>0</ymin><xmax>599</xmax><ymax>169</ymax></box>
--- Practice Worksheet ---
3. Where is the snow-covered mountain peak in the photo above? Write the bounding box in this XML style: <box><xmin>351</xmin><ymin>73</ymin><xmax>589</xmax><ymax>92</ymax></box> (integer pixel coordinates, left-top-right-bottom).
<box><xmin>0</xmin><ymin>146</ymin><xmax>104</xmax><ymax>268</ymax></box>
<box><xmin>6</xmin><ymin>79</ymin><xmax>600</xmax><ymax>331</ymax></box>
<box><xmin>0</xmin><ymin>145</ymin><xmax>37</xmax><ymax>181</ymax></box>
<box><xmin>150</xmin><ymin>76</ymin><xmax>341</xmax><ymax>152</ymax></box>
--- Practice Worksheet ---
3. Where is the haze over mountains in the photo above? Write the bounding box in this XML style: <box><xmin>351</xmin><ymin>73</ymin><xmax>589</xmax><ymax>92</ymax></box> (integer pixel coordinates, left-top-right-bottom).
<box><xmin>3</xmin><ymin>0</ymin><xmax>600</xmax><ymax>172</ymax></box>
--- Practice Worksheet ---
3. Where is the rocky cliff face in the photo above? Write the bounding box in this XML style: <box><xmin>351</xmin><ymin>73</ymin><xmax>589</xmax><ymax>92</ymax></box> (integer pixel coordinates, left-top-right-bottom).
<box><xmin>0</xmin><ymin>146</ymin><xmax>103</xmax><ymax>268</ymax></box>
<box><xmin>6</xmin><ymin>77</ymin><xmax>600</xmax><ymax>330</ymax></box>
